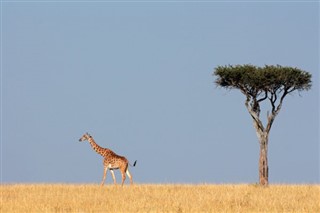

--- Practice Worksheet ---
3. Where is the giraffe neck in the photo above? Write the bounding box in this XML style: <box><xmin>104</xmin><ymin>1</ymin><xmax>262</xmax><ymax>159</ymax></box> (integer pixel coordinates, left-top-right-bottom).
<box><xmin>88</xmin><ymin>137</ymin><xmax>106</xmax><ymax>156</ymax></box>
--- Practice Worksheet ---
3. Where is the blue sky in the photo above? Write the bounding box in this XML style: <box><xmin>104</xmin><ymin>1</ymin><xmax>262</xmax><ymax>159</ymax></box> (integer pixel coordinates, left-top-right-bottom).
<box><xmin>1</xmin><ymin>1</ymin><xmax>319</xmax><ymax>184</ymax></box>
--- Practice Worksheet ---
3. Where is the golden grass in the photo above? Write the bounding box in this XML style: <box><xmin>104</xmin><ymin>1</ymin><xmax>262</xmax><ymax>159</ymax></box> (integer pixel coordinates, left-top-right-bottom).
<box><xmin>1</xmin><ymin>184</ymin><xmax>319</xmax><ymax>213</ymax></box>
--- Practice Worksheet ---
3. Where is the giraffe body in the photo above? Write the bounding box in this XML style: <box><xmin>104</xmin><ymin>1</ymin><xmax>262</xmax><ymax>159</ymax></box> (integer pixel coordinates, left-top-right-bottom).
<box><xmin>79</xmin><ymin>132</ymin><xmax>136</xmax><ymax>186</ymax></box>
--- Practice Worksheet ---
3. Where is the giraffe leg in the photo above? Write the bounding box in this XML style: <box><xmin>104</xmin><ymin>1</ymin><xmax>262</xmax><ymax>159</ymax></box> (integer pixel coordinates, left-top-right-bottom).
<box><xmin>110</xmin><ymin>170</ymin><xmax>117</xmax><ymax>185</ymax></box>
<box><xmin>101</xmin><ymin>167</ymin><xmax>108</xmax><ymax>186</ymax></box>
<box><xmin>120</xmin><ymin>169</ymin><xmax>126</xmax><ymax>186</ymax></box>
<box><xmin>126</xmin><ymin>169</ymin><xmax>133</xmax><ymax>185</ymax></box>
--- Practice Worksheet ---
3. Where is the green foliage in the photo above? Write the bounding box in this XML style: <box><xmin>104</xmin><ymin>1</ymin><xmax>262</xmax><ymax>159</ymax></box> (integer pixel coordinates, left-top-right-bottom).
<box><xmin>214</xmin><ymin>64</ymin><xmax>312</xmax><ymax>95</ymax></box>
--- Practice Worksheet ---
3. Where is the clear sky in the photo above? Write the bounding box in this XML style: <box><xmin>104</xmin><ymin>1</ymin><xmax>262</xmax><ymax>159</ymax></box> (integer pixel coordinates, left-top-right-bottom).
<box><xmin>1</xmin><ymin>1</ymin><xmax>319</xmax><ymax>184</ymax></box>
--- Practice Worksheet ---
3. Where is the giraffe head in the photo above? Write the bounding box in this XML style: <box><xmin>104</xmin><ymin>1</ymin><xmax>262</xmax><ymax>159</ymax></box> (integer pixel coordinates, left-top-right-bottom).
<box><xmin>79</xmin><ymin>132</ymin><xmax>91</xmax><ymax>142</ymax></box>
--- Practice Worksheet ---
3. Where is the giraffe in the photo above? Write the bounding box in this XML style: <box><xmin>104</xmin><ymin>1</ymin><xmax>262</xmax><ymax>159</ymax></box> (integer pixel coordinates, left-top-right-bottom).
<box><xmin>79</xmin><ymin>132</ymin><xmax>137</xmax><ymax>186</ymax></box>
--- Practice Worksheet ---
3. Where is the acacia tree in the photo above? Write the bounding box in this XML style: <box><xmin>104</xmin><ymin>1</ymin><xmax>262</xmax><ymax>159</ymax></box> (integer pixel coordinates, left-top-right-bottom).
<box><xmin>214</xmin><ymin>64</ymin><xmax>312</xmax><ymax>186</ymax></box>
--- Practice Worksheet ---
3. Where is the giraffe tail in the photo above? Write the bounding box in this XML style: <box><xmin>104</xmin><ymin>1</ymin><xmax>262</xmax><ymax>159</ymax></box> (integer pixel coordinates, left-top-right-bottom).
<box><xmin>129</xmin><ymin>160</ymin><xmax>137</xmax><ymax>167</ymax></box>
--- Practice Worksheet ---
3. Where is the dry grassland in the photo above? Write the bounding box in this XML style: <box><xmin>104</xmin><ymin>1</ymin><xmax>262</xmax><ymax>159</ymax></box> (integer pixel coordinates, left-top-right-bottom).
<box><xmin>1</xmin><ymin>184</ymin><xmax>319</xmax><ymax>213</ymax></box>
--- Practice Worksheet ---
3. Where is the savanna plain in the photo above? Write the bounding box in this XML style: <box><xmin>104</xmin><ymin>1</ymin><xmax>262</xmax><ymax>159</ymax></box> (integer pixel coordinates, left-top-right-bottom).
<box><xmin>1</xmin><ymin>184</ymin><xmax>319</xmax><ymax>213</ymax></box>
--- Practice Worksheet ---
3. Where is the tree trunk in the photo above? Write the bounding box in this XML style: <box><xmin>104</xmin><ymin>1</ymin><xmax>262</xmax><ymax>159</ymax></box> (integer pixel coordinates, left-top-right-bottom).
<box><xmin>245</xmin><ymin>95</ymin><xmax>274</xmax><ymax>186</ymax></box>
<box><xmin>258</xmin><ymin>133</ymin><xmax>269</xmax><ymax>186</ymax></box>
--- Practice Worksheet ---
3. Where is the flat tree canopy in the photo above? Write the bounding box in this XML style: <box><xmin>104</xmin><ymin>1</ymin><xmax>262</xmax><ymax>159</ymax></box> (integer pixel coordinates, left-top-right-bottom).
<box><xmin>215</xmin><ymin>64</ymin><xmax>311</xmax><ymax>96</ymax></box>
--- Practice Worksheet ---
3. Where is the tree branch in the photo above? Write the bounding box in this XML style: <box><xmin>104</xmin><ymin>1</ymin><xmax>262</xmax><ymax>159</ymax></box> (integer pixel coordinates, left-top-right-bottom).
<box><xmin>266</xmin><ymin>89</ymin><xmax>288</xmax><ymax>133</ymax></box>
<box><xmin>257</xmin><ymin>90</ymin><xmax>268</xmax><ymax>103</ymax></box>
<box><xmin>287</xmin><ymin>86</ymin><xmax>296</xmax><ymax>94</ymax></box>
<box><xmin>276</xmin><ymin>90</ymin><xmax>288</xmax><ymax>113</ymax></box>
<box><xmin>268</xmin><ymin>90</ymin><xmax>277</xmax><ymax>113</ymax></box>
<box><xmin>245</xmin><ymin>95</ymin><xmax>265</xmax><ymax>133</ymax></box>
